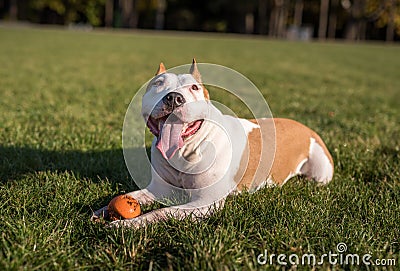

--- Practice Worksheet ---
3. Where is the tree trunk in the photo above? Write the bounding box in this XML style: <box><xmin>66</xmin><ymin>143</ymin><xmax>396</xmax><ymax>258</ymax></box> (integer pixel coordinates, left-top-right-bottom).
<box><xmin>9</xmin><ymin>0</ymin><xmax>18</xmax><ymax>20</ymax></box>
<box><xmin>258</xmin><ymin>0</ymin><xmax>267</xmax><ymax>34</ymax></box>
<box><xmin>344</xmin><ymin>0</ymin><xmax>366</xmax><ymax>40</ymax></box>
<box><xmin>105</xmin><ymin>0</ymin><xmax>114</xmax><ymax>27</ymax></box>
<box><xmin>318</xmin><ymin>0</ymin><xmax>329</xmax><ymax>39</ymax></box>
<box><xmin>245</xmin><ymin>13</ymin><xmax>254</xmax><ymax>34</ymax></box>
<box><xmin>121</xmin><ymin>0</ymin><xmax>137</xmax><ymax>28</ymax></box>
<box><xmin>155</xmin><ymin>0</ymin><xmax>166</xmax><ymax>30</ymax></box>
<box><xmin>386</xmin><ymin>0</ymin><xmax>395</xmax><ymax>42</ymax></box>
<box><xmin>359</xmin><ymin>19</ymin><xmax>366</xmax><ymax>40</ymax></box>
<box><xmin>328</xmin><ymin>0</ymin><xmax>338</xmax><ymax>39</ymax></box>
<box><xmin>268</xmin><ymin>2</ymin><xmax>279</xmax><ymax>37</ymax></box>
<box><xmin>276</xmin><ymin>0</ymin><xmax>288</xmax><ymax>38</ymax></box>
<box><xmin>345</xmin><ymin>20</ymin><xmax>357</xmax><ymax>40</ymax></box>
<box><xmin>294</xmin><ymin>0</ymin><xmax>303</xmax><ymax>27</ymax></box>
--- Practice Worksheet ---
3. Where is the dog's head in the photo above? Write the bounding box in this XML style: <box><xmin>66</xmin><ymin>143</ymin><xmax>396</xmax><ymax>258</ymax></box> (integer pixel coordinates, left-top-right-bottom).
<box><xmin>142</xmin><ymin>59</ymin><xmax>211</xmax><ymax>159</ymax></box>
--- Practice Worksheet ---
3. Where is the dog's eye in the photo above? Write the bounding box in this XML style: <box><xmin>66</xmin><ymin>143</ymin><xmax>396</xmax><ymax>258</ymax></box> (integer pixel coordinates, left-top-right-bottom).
<box><xmin>154</xmin><ymin>80</ymin><xmax>162</xmax><ymax>87</ymax></box>
<box><xmin>191</xmin><ymin>84</ymin><xmax>199</xmax><ymax>91</ymax></box>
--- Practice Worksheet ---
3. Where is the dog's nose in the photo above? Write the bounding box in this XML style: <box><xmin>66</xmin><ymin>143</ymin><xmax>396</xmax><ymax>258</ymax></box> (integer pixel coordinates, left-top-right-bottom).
<box><xmin>162</xmin><ymin>92</ymin><xmax>186</xmax><ymax>109</ymax></box>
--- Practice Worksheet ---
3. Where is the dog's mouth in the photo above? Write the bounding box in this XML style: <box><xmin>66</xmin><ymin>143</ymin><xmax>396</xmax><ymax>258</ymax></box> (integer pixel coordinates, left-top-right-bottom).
<box><xmin>147</xmin><ymin>113</ymin><xmax>203</xmax><ymax>159</ymax></box>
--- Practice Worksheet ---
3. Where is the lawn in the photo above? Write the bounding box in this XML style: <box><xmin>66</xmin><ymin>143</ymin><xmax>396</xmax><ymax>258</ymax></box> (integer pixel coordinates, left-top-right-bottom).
<box><xmin>0</xmin><ymin>26</ymin><xmax>399</xmax><ymax>270</ymax></box>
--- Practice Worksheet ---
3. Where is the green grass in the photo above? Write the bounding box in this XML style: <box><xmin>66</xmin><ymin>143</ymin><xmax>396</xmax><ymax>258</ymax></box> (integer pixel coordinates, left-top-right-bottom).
<box><xmin>0</xmin><ymin>27</ymin><xmax>399</xmax><ymax>270</ymax></box>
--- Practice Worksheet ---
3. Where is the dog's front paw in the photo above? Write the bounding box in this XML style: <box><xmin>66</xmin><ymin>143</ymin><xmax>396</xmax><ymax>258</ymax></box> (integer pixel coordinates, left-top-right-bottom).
<box><xmin>91</xmin><ymin>206</ymin><xmax>109</xmax><ymax>222</ymax></box>
<box><xmin>108</xmin><ymin>217</ymin><xmax>144</xmax><ymax>229</ymax></box>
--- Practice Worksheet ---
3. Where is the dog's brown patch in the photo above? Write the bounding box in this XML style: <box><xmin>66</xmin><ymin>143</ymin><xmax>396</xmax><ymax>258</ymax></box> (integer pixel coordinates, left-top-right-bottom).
<box><xmin>235</xmin><ymin>118</ymin><xmax>333</xmax><ymax>191</ymax></box>
<box><xmin>235</xmin><ymin>119</ymin><xmax>274</xmax><ymax>191</ymax></box>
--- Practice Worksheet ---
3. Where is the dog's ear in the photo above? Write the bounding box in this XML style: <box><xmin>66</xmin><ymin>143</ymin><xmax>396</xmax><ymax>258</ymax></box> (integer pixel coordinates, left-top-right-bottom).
<box><xmin>190</xmin><ymin>58</ymin><xmax>202</xmax><ymax>83</ymax></box>
<box><xmin>190</xmin><ymin>58</ymin><xmax>210</xmax><ymax>100</ymax></box>
<box><xmin>155</xmin><ymin>62</ymin><xmax>166</xmax><ymax>76</ymax></box>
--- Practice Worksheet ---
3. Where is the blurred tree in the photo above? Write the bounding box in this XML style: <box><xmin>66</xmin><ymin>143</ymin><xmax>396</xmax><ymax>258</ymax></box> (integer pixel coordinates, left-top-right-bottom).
<box><xmin>269</xmin><ymin>0</ymin><xmax>289</xmax><ymax>37</ymax></box>
<box><xmin>105</xmin><ymin>0</ymin><xmax>113</xmax><ymax>27</ymax></box>
<box><xmin>30</xmin><ymin>0</ymin><xmax>105</xmax><ymax>26</ymax></box>
<box><xmin>319</xmin><ymin>0</ymin><xmax>329</xmax><ymax>39</ymax></box>
<box><xmin>386</xmin><ymin>0</ymin><xmax>396</xmax><ymax>41</ymax></box>
<box><xmin>85</xmin><ymin>0</ymin><xmax>105</xmax><ymax>26</ymax></box>
<box><xmin>9</xmin><ymin>0</ymin><xmax>17</xmax><ymax>20</ymax></box>
<box><xmin>258</xmin><ymin>0</ymin><xmax>268</xmax><ymax>34</ymax></box>
<box><xmin>294</xmin><ymin>0</ymin><xmax>304</xmax><ymax>27</ymax></box>
<box><xmin>366</xmin><ymin>0</ymin><xmax>400</xmax><ymax>41</ymax></box>
<box><xmin>120</xmin><ymin>0</ymin><xmax>137</xmax><ymax>28</ymax></box>
<box><xmin>0</xmin><ymin>0</ymin><xmax>398</xmax><ymax>41</ymax></box>
<box><xmin>342</xmin><ymin>0</ymin><xmax>367</xmax><ymax>40</ymax></box>
<box><xmin>341</xmin><ymin>0</ymin><xmax>400</xmax><ymax>41</ymax></box>
<box><xmin>155</xmin><ymin>0</ymin><xmax>166</xmax><ymax>29</ymax></box>
<box><xmin>328</xmin><ymin>0</ymin><xmax>339</xmax><ymax>38</ymax></box>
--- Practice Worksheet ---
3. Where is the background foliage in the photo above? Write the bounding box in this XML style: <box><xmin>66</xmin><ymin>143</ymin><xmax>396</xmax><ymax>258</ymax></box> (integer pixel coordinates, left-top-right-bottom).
<box><xmin>1</xmin><ymin>0</ymin><xmax>400</xmax><ymax>41</ymax></box>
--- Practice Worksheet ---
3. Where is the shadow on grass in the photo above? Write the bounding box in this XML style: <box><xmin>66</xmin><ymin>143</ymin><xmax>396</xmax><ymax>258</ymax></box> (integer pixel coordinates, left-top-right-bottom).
<box><xmin>0</xmin><ymin>145</ymin><xmax>151</xmax><ymax>186</ymax></box>
<box><xmin>352</xmin><ymin>145</ymin><xmax>399</xmax><ymax>184</ymax></box>
<box><xmin>377</xmin><ymin>145</ymin><xmax>399</xmax><ymax>160</ymax></box>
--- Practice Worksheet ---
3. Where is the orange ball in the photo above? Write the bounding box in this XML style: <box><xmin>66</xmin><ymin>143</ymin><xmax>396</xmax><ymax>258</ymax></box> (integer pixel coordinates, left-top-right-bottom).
<box><xmin>107</xmin><ymin>194</ymin><xmax>141</xmax><ymax>221</ymax></box>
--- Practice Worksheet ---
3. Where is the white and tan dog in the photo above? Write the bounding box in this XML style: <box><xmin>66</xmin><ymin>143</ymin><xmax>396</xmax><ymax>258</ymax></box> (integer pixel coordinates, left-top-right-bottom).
<box><xmin>93</xmin><ymin>60</ymin><xmax>334</xmax><ymax>227</ymax></box>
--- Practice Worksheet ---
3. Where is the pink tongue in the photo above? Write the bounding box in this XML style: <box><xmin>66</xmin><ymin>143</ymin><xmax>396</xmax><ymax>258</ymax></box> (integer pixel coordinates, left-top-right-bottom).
<box><xmin>156</xmin><ymin>118</ymin><xmax>184</xmax><ymax>159</ymax></box>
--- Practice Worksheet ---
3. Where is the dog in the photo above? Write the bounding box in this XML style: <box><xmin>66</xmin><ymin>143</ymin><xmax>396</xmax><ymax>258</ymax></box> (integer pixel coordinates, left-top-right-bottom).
<box><xmin>92</xmin><ymin>59</ymin><xmax>334</xmax><ymax>228</ymax></box>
